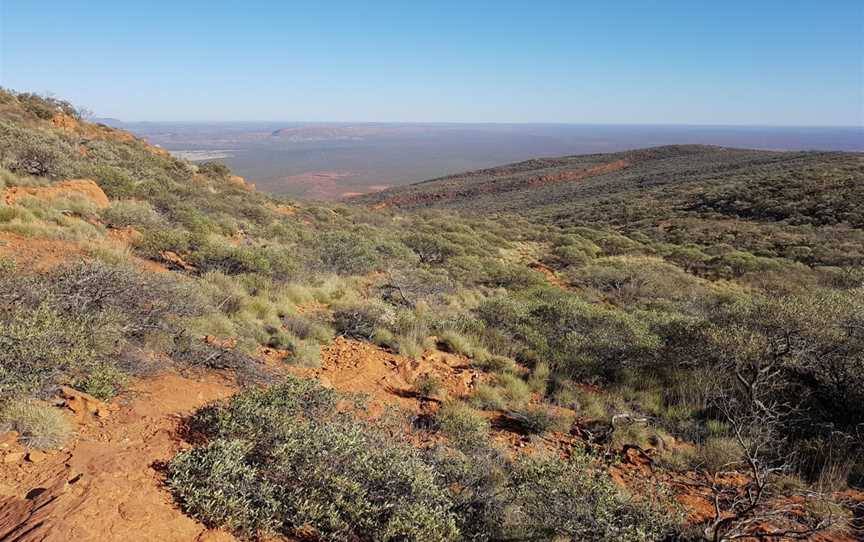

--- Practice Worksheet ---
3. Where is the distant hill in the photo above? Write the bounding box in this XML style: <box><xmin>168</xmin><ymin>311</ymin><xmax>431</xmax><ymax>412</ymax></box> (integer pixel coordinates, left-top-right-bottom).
<box><xmin>354</xmin><ymin>145</ymin><xmax>864</xmax><ymax>268</ymax></box>
<box><xmin>269</xmin><ymin>125</ymin><xmax>383</xmax><ymax>141</ymax></box>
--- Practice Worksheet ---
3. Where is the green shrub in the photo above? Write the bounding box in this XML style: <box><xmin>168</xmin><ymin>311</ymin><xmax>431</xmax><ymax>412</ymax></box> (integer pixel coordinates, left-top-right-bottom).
<box><xmin>435</xmin><ymin>402</ymin><xmax>490</xmax><ymax>450</ymax></box>
<box><xmin>404</xmin><ymin>232</ymin><xmax>460</xmax><ymax>264</ymax></box>
<box><xmin>77</xmin><ymin>363</ymin><xmax>128</xmax><ymax>400</ymax></box>
<box><xmin>527</xmin><ymin>361</ymin><xmax>550</xmax><ymax>394</ymax></box>
<box><xmin>495</xmin><ymin>373</ymin><xmax>531</xmax><ymax>406</ymax></box>
<box><xmin>12</xmin><ymin>91</ymin><xmax>79</xmax><ymax>120</ymax></box>
<box><xmin>0</xmin><ymin>256</ymin><xmax>16</xmax><ymax>273</ymax></box>
<box><xmin>100</xmin><ymin>199</ymin><xmax>164</xmax><ymax>229</ymax></box>
<box><xmin>505</xmin><ymin>453</ymin><xmax>676</xmax><ymax>541</ymax></box>
<box><xmin>188</xmin><ymin>238</ymin><xmax>296</xmax><ymax>279</ymax></box>
<box><xmin>414</xmin><ymin>373</ymin><xmax>443</xmax><ymax>398</ymax></box>
<box><xmin>332</xmin><ymin>303</ymin><xmax>390</xmax><ymax>340</ymax></box>
<box><xmin>170</xmin><ymin>378</ymin><xmax>459</xmax><ymax>541</ymax></box>
<box><xmin>436</xmin><ymin>329</ymin><xmax>475</xmax><ymax>357</ymax></box>
<box><xmin>316</xmin><ymin>231</ymin><xmax>388</xmax><ymax>274</ymax></box>
<box><xmin>470</xmin><ymin>383</ymin><xmax>506</xmax><ymax>410</ymax></box>
<box><xmin>697</xmin><ymin>437</ymin><xmax>743</xmax><ymax>473</ymax></box>
<box><xmin>0</xmin><ymin>400</ymin><xmax>72</xmax><ymax>449</ymax></box>
<box><xmin>560</xmin><ymin>387</ymin><xmax>607</xmax><ymax>419</ymax></box>
<box><xmin>478</xmin><ymin>260</ymin><xmax>544</xmax><ymax>289</ymax></box>
<box><xmin>166</xmin><ymin>439</ymin><xmax>281</xmax><ymax>535</ymax></box>
<box><xmin>0</xmin><ymin>261</ymin><xmax>208</xmax><ymax>399</ymax></box>
<box><xmin>371</xmin><ymin>327</ymin><xmax>398</xmax><ymax>350</ymax></box>
<box><xmin>266</xmin><ymin>330</ymin><xmax>294</xmax><ymax>350</ymax></box>
<box><xmin>0</xmin><ymin>302</ymin><xmax>116</xmax><ymax>398</ymax></box>
<box><xmin>506</xmin><ymin>405</ymin><xmax>569</xmax><ymax>435</ymax></box>
<box><xmin>196</xmin><ymin>161</ymin><xmax>232</xmax><ymax>179</ymax></box>
<box><xmin>0</xmin><ymin>122</ymin><xmax>76</xmax><ymax>178</ymax></box>
<box><xmin>291</xmin><ymin>340</ymin><xmax>322</xmax><ymax>367</ymax></box>
<box><xmin>472</xmin><ymin>354</ymin><xmax>517</xmax><ymax>374</ymax></box>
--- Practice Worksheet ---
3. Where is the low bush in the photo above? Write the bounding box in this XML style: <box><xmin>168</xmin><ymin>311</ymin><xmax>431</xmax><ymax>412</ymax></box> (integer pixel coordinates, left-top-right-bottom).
<box><xmin>332</xmin><ymin>303</ymin><xmax>391</xmax><ymax>340</ymax></box>
<box><xmin>470</xmin><ymin>383</ymin><xmax>507</xmax><ymax>410</ymax></box>
<box><xmin>0</xmin><ymin>260</ymin><xmax>211</xmax><ymax>399</ymax></box>
<box><xmin>0</xmin><ymin>122</ymin><xmax>75</xmax><ymax>178</ymax></box>
<box><xmin>495</xmin><ymin>373</ymin><xmax>531</xmax><ymax>407</ymax></box>
<box><xmin>170</xmin><ymin>378</ymin><xmax>677</xmax><ymax>542</ymax></box>
<box><xmin>0</xmin><ymin>302</ymin><xmax>117</xmax><ymax>399</ymax></box>
<box><xmin>527</xmin><ymin>361</ymin><xmax>550</xmax><ymax>394</ymax></box>
<box><xmin>291</xmin><ymin>340</ymin><xmax>322</xmax><ymax>367</ymax></box>
<box><xmin>100</xmin><ymin>199</ymin><xmax>164</xmax><ymax>229</ymax></box>
<box><xmin>170</xmin><ymin>378</ymin><xmax>459</xmax><ymax>541</ymax></box>
<box><xmin>0</xmin><ymin>400</ymin><xmax>72</xmax><ymax>449</ymax></box>
<box><xmin>414</xmin><ymin>373</ymin><xmax>443</xmax><ymax>398</ymax></box>
<box><xmin>436</xmin><ymin>329</ymin><xmax>474</xmax><ymax>356</ymax></box>
<box><xmin>316</xmin><ymin>230</ymin><xmax>390</xmax><ymax>275</ymax></box>
<box><xmin>697</xmin><ymin>436</ymin><xmax>743</xmax><ymax>473</ymax></box>
<box><xmin>506</xmin><ymin>405</ymin><xmax>569</xmax><ymax>435</ymax></box>
<box><xmin>505</xmin><ymin>453</ymin><xmax>675</xmax><ymax>541</ymax></box>
<box><xmin>435</xmin><ymin>402</ymin><xmax>490</xmax><ymax>450</ymax></box>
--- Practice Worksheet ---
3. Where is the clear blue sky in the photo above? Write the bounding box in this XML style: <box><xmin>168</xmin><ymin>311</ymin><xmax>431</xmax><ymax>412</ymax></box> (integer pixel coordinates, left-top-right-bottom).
<box><xmin>1</xmin><ymin>1</ymin><xmax>862</xmax><ymax>125</ymax></box>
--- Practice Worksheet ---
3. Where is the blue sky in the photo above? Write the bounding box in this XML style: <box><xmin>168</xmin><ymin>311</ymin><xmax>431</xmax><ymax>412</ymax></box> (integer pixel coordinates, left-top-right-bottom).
<box><xmin>1</xmin><ymin>1</ymin><xmax>862</xmax><ymax>125</ymax></box>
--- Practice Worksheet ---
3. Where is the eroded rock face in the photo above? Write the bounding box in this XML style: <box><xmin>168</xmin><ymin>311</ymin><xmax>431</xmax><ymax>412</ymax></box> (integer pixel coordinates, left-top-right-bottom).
<box><xmin>0</xmin><ymin>477</ymin><xmax>68</xmax><ymax>541</ymax></box>
<box><xmin>3</xmin><ymin>179</ymin><xmax>110</xmax><ymax>208</ymax></box>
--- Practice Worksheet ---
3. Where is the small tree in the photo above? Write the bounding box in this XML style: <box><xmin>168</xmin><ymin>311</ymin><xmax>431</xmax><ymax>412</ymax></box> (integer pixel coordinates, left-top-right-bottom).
<box><xmin>702</xmin><ymin>306</ymin><xmax>843</xmax><ymax>541</ymax></box>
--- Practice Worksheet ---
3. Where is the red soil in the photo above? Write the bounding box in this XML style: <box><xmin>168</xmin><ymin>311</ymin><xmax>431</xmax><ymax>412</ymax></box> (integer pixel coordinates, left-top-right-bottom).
<box><xmin>285</xmin><ymin>337</ymin><xmax>487</xmax><ymax>415</ymax></box>
<box><xmin>3</xmin><ymin>179</ymin><xmax>110</xmax><ymax>208</ymax></box>
<box><xmin>526</xmin><ymin>159</ymin><xmax>628</xmax><ymax>188</ymax></box>
<box><xmin>0</xmin><ymin>233</ymin><xmax>89</xmax><ymax>271</ymax></box>
<box><xmin>0</xmin><ymin>372</ymin><xmax>239</xmax><ymax>542</ymax></box>
<box><xmin>528</xmin><ymin>261</ymin><xmax>571</xmax><ymax>291</ymax></box>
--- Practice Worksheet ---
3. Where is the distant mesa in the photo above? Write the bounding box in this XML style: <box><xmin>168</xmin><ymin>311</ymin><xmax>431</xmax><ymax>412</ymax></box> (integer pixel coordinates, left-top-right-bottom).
<box><xmin>269</xmin><ymin>125</ymin><xmax>383</xmax><ymax>141</ymax></box>
<box><xmin>171</xmin><ymin>150</ymin><xmax>233</xmax><ymax>161</ymax></box>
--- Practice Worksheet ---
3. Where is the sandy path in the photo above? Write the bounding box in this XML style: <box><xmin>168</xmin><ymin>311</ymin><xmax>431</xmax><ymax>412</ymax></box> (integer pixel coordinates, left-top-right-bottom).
<box><xmin>0</xmin><ymin>372</ymin><xmax>238</xmax><ymax>542</ymax></box>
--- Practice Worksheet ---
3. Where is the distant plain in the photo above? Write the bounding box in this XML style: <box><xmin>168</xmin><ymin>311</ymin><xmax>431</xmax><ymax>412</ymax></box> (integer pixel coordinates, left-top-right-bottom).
<box><xmin>113</xmin><ymin>121</ymin><xmax>864</xmax><ymax>199</ymax></box>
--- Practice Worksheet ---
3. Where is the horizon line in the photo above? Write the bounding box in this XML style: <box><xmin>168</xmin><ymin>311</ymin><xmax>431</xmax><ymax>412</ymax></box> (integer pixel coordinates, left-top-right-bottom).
<box><xmin>91</xmin><ymin>118</ymin><xmax>864</xmax><ymax>130</ymax></box>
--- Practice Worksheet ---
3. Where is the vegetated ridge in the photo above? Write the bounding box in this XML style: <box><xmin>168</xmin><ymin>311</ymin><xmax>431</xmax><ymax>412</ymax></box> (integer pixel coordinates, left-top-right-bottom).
<box><xmin>0</xmin><ymin>88</ymin><xmax>862</xmax><ymax>542</ymax></box>
<box><xmin>355</xmin><ymin>144</ymin><xmax>864</xmax><ymax>271</ymax></box>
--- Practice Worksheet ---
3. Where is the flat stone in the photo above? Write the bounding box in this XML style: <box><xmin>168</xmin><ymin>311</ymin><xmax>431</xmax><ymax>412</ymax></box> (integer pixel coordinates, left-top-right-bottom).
<box><xmin>26</xmin><ymin>450</ymin><xmax>48</xmax><ymax>463</ymax></box>
<box><xmin>0</xmin><ymin>431</ymin><xmax>20</xmax><ymax>448</ymax></box>
<box><xmin>3</xmin><ymin>452</ymin><xmax>25</xmax><ymax>464</ymax></box>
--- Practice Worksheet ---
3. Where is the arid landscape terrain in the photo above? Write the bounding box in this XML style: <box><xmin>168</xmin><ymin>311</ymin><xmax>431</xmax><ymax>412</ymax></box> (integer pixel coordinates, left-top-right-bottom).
<box><xmin>0</xmin><ymin>90</ymin><xmax>862</xmax><ymax>541</ymax></box>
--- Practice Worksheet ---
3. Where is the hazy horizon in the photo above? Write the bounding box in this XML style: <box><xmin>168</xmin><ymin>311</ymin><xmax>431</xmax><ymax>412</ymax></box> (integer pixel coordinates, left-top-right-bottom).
<box><xmin>116</xmin><ymin>120</ymin><xmax>863</xmax><ymax>200</ymax></box>
<box><xmin>99</xmin><ymin>118</ymin><xmax>864</xmax><ymax>129</ymax></box>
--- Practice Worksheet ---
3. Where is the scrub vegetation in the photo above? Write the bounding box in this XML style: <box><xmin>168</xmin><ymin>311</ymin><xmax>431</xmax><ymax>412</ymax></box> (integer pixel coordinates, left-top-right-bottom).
<box><xmin>1</xmin><ymin>88</ymin><xmax>861</xmax><ymax>540</ymax></box>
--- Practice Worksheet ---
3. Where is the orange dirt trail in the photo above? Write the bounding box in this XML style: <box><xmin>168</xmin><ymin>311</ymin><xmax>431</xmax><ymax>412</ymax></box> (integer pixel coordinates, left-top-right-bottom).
<box><xmin>0</xmin><ymin>372</ymin><xmax>239</xmax><ymax>542</ymax></box>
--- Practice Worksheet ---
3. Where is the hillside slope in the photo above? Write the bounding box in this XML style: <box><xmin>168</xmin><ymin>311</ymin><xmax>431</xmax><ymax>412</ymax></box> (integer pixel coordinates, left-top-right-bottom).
<box><xmin>1</xmin><ymin>90</ymin><xmax>862</xmax><ymax>541</ymax></box>
<box><xmin>355</xmin><ymin>145</ymin><xmax>864</xmax><ymax>269</ymax></box>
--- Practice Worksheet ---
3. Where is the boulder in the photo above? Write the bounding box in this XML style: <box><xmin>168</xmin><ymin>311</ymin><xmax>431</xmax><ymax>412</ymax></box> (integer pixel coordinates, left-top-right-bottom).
<box><xmin>25</xmin><ymin>450</ymin><xmax>47</xmax><ymax>464</ymax></box>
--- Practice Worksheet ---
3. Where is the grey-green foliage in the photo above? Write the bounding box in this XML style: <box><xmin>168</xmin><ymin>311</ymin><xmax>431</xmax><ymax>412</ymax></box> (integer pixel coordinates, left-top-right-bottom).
<box><xmin>477</xmin><ymin>286</ymin><xmax>662</xmax><ymax>378</ymax></box>
<box><xmin>506</xmin><ymin>454</ymin><xmax>674</xmax><ymax>541</ymax></box>
<box><xmin>170</xmin><ymin>377</ymin><xmax>459</xmax><ymax>542</ymax></box>
<box><xmin>0</xmin><ymin>260</ymin><xmax>207</xmax><ymax>399</ymax></box>
<box><xmin>428</xmin><ymin>446</ymin><xmax>676</xmax><ymax>542</ymax></box>
<box><xmin>0</xmin><ymin>121</ymin><xmax>76</xmax><ymax>178</ymax></box>
<box><xmin>169</xmin><ymin>378</ymin><xmax>677</xmax><ymax>542</ymax></box>
<box><xmin>0</xmin><ymin>400</ymin><xmax>73</xmax><ymax>449</ymax></box>
<box><xmin>0</xmin><ymin>302</ymin><xmax>118</xmax><ymax>399</ymax></box>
